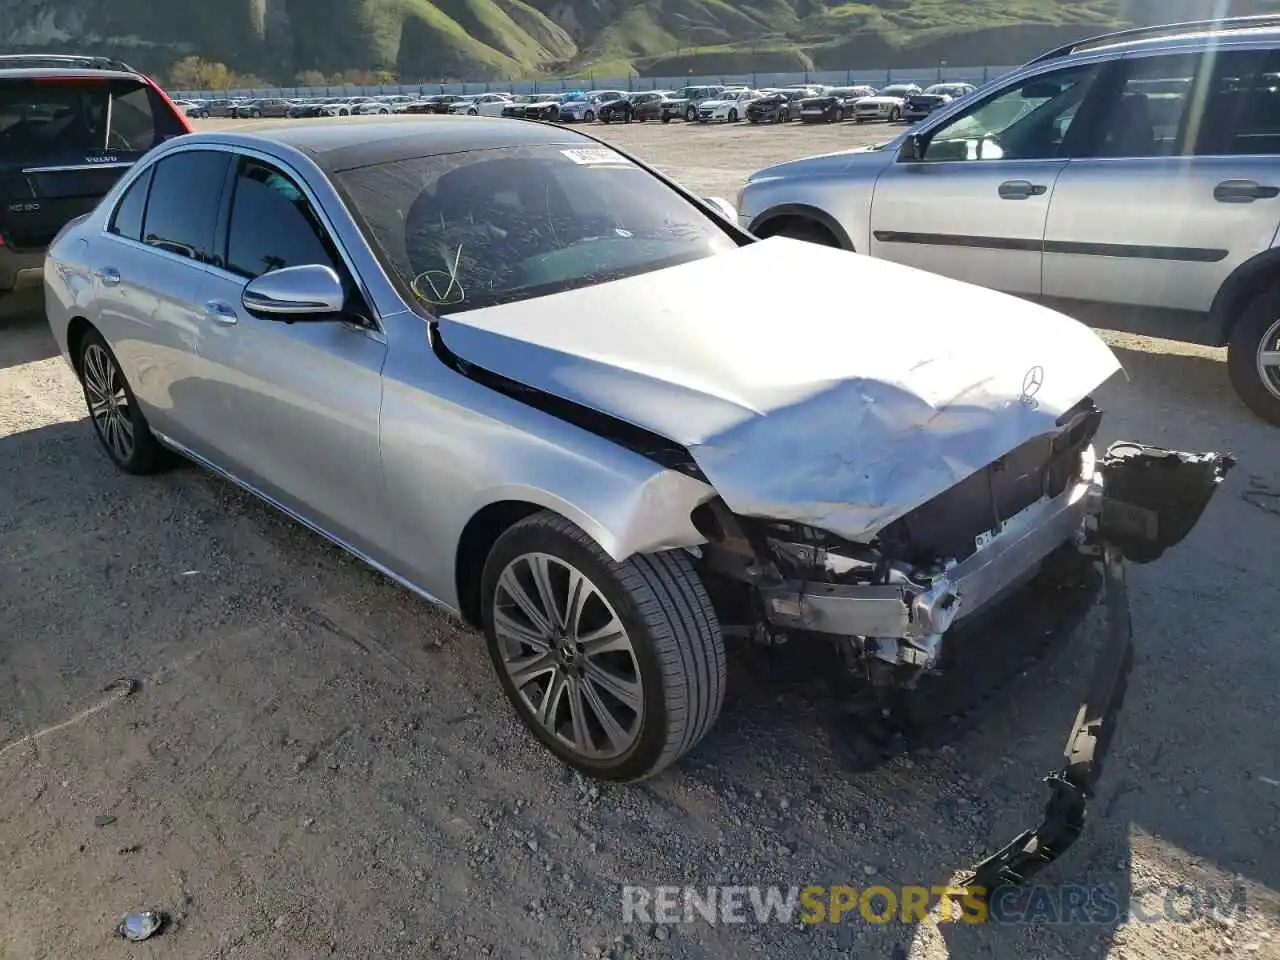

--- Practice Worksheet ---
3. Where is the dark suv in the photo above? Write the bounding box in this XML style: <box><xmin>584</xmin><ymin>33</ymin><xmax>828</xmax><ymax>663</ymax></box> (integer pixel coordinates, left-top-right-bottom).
<box><xmin>0</xmin><ymin>54</ymin><xmax>190</xmax><ymax>299</ymax></box>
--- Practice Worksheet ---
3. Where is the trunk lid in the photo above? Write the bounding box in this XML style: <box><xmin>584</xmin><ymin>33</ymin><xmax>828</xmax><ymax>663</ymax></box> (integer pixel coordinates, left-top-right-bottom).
<box><xmin>0</xmin><ymin>73</ymin><xmax>187</xmax><ymax>250</ymax></box>
<box><xmin>435</xmin><ymin>238</ymin><xmax>1122</xmax><ymax>541</ymax></box>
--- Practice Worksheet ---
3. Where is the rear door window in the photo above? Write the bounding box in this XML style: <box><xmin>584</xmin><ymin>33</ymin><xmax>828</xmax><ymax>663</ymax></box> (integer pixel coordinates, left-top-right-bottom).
<box><xmin>0</xmin><ymin>76</ymin><xmax>186</xmax><ymax>158</ymax></box>
<box><xmin>1086</xmin><ymin>54</ymin><xmax>1200</xmax><ymax>158</ymax></box>
<box><xmin>108</xmin><ymin>165</ymin><xmax>154</xmax><ymax>241</ymax></box>
<box><xmin>140</xmin><ymin>149</ymin><xmax>231</xmax><ymax>263</ymax></box>
<box><xmin>1195</xmin><ymin>49</ymin><xmax>1280</xmax><ymax>156</ymax></box>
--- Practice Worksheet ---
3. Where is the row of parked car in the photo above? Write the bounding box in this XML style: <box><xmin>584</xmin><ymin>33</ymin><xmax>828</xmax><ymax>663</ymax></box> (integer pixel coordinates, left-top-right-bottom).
<box><xmin>171</xmin><ymin>81</ymin><xmax>978</xmax><ymax>127</ymax></box>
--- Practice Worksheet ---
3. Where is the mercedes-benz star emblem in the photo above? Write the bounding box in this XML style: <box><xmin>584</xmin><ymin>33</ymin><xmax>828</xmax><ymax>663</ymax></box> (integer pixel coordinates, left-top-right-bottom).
<box><xmin>1020</xmin><ymin>365</ymin><xmax>1044</xmax><ymax>405</ymax></box>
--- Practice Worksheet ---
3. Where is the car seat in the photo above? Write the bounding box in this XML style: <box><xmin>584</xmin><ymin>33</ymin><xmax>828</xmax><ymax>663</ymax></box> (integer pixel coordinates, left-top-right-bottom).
<box><xmin>1100</xmin><ymin>93</ymin><xmax>1155</xmax><ymax>157</ymax></box>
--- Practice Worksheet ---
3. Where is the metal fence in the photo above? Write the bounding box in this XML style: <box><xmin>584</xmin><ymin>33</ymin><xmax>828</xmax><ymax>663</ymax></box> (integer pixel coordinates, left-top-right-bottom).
<box><xmin>170</xmin><ymin>64</ymin><xmax>1019</xmax><ymax>101</ymax></box>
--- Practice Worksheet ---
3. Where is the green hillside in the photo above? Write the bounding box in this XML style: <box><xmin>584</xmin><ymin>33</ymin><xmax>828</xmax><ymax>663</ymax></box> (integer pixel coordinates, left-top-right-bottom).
<box><xmin>1</xmin><ymin>0</ymin><xmax>1278</xmax><ymax>84</ymax></box>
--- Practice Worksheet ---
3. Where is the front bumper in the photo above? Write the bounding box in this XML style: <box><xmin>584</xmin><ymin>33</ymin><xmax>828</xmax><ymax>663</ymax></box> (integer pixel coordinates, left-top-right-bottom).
<box><xmin>759</xmin><ymin>440</ymin><xmax>1234</xmax><ymax>890</ymax></box>
<box><xmin>760</xmin><ymin>460</ymin><xmax>1103</xmax><ymax>643</ymax></box>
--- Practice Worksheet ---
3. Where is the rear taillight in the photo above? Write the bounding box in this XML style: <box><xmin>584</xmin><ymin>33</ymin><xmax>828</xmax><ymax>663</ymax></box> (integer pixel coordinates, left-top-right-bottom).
<box><xmin>145</xmin><ymin>77</ymin><xmax>193</xmax><ymax>132</ymax></box>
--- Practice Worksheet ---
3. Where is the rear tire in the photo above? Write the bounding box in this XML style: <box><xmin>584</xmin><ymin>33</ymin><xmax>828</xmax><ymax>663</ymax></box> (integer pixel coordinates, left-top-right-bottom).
<box><xmin>1227</xmin><ymin>290</ymin><xmax>1280</xmax><ymax>426</ymax></box>
<box><xmin>480</xmin><ymin>511</ymin><xmax>726</xmax><ymax>782</ymax></box>
<box><xmin>76</xmin><ymin>329</ymin><xmax>172</xmax><ymax>475</ymax></box>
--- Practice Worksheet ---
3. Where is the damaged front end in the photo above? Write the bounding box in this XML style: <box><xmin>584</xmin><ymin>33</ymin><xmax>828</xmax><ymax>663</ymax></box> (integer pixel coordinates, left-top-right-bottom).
<box><xmin>688</xmin><ymin>399</ymin><xmax>1234</xmax><ymax>890</ymax></box>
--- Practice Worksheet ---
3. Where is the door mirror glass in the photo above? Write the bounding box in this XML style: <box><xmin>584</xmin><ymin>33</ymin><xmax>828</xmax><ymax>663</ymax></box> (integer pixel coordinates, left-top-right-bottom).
<box><xmin>242</xmin><ymin>264</ymin><xmax>345</xmax><ymax>320</ymax></box>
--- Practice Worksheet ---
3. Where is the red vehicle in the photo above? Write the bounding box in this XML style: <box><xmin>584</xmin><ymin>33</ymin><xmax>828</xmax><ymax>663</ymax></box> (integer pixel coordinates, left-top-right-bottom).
<box><xmin>0</xmin><ymin>54</ymin><xmax>190</xmax><ymax>302</ymax></box>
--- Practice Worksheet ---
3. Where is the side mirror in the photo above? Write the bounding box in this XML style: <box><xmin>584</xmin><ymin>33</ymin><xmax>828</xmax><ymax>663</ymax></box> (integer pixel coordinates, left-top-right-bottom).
<box><xmin>899</xmin><ymin>133</ymin><xmax>926</xmax><ymax>162</ymax></box>
<box><xmin>242</xmin><ymin>264</ymin><xmax>345</xmax><ymax>320</ymax></box>
<box><xmin>702</xmin><ymin>196</ymin><xmax>739</xmax><ymax>223</ymax></box>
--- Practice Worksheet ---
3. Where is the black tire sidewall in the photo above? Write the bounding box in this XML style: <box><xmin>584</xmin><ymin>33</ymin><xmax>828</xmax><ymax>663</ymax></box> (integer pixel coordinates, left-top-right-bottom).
<box><xmin>479</xmin><ymin>516</ymin><xmax>677</xmax><ymax>781</ymax></box>
<box><xmin>1228</xmin><ymin>291</ymin><xmax>1280</xmax><ymax>426</ymax></box>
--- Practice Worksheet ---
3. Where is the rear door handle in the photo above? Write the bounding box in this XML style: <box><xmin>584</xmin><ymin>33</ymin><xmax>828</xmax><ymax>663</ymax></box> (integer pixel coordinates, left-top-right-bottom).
<box><xmin>203</xmin><ymin>300</ymin><xmax>238</xmax><ymax>325</ymax></box>
<box><xmin>94</xmin><ymin>266</ymin><xmax>121</xmax><ymax>286</ymax></box>
<box><xmin>998</xmin><ymin>180</ymin><xmax>1048</xmax><ymax>200</ymax></box>
<box><xmin>1214</xmin><ymin>179</ymin><xmax>1279</xmax><ymax>203</ymax></box>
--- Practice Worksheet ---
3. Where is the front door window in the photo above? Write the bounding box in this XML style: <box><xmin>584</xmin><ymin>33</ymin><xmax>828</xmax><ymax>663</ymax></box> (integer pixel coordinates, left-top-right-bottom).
<box><xmin>919</xmin><ymin>63</ymin><xmax>1103</xmax><ymax>162</ymax></box>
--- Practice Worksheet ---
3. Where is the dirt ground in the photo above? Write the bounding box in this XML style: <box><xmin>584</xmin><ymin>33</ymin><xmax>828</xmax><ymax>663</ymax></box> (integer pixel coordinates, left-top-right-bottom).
<box><xmin>1</xmin><ymin>117</ymin><xmax>1279</xmax><ymax>960</ymax></box>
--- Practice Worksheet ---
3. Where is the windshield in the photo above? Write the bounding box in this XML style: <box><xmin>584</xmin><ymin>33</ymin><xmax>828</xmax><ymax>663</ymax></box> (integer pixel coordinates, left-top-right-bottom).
<box><xmin>882</xmin><ymin>85</ymin><xmax>916</xmax><ymax>96</ymax></box>
<box><xmin>336</xmin><ymin>144</ymin><xmax>739</xmax><ymax>314</ymax></box>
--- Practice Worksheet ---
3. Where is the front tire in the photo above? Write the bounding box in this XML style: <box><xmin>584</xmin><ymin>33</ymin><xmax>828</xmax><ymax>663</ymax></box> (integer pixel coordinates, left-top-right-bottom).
<box><xmin>766</xmin><ymin>219</ymin><xmax>840</xmax><ymax>247</ymax></box>
<box><xmin>1227</xmin><ymin>290</ymin><xmax>1280</xmax><ymax>426</ymax></box>
<box><xmin>481</xmin><ymin>512</ymin><xmax>726</xmax><ymax>782</ymax></box>
<box><xmin>584</xmin><ymin>109</ymin><xmax>596</xmax><ymax>123</ymax></box>
<box><xmin>77</xmin><ymin>329</ymin><xmax>171</xmax><ymax>474</ymax></box>
<box><xmin>728</xmin><ymin>108</ymin><xmax>738</xmax><ymax>122</ymax></box>
<box><xmin>889</xmin><ymin>107</ymin><xmax>901</xmax><ymax>122</ymax></box>
<box><xmin>685</xmin><ymin>105</ymin><xmax>697</xmax><ymax>122</ymax></box>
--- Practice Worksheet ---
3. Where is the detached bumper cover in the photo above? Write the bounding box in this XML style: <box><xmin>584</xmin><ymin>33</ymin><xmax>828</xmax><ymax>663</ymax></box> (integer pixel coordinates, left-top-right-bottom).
<box><xmin>961</xmin><ymin>442</ymin><xmax>1235</xmax><ymax>891</ymax></box>
<box><xmin>960</xmin><ymin>543</ymin><xmax>1132</xmax><ymax>890</ymax></box>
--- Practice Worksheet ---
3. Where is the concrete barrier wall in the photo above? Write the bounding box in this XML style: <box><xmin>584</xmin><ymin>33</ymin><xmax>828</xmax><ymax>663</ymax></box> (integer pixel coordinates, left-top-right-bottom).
<box><xmin>169</xmin><ymin>65</ymin><xmax>1020</xmax><ymax>100</ymax></box>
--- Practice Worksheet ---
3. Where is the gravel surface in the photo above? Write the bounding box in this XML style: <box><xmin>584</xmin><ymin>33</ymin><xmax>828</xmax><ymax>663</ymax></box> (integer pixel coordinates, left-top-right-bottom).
<box><xmin>1</xmin><ymin>118</ymin><xmax>1278</xmax><ymax>960</ymax></box>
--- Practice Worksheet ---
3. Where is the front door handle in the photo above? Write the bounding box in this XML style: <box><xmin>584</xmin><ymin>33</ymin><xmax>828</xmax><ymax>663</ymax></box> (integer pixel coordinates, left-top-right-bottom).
<box><xmin>94</xmin><ymin>266</ymin><xmax>121</xmax><ymax>286</ymax></box>
<box><xmin>1214</xmin><ymin>179</ymin><xmax>1280</xmax><ymax>203</ymax></box>
<box><xmin>203</xmin><ymin>300</ymin><xmax>238</xmax><ymax>325</ymax></box>
<box><xmin>998</xmin><ymin>180</ymin><xmax>1048</xmax><ymax>199</ymax></box>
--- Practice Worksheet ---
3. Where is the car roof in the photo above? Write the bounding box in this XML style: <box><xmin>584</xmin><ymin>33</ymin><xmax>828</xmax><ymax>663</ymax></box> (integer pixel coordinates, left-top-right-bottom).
<box><xmin>1029</xmin><ymin>15</ymin><xmax>1280</xmax><ymax>66</ymax></box>
<box><xmin>191</xmin><ymin>115</ymin><xmax>597</xmax><ymax>172</ymax></box>
<box><xmin>0</xmin><ymin>67</ymin><xmax>143</xmax><ymax>81</ymax></box>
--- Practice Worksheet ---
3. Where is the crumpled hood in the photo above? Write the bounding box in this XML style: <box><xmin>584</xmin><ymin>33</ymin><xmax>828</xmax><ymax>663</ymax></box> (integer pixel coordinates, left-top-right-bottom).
<box><xmin>436</xmin><ymin>238</ymin><xmax>1122</xmax><ymax>542</ymax></box>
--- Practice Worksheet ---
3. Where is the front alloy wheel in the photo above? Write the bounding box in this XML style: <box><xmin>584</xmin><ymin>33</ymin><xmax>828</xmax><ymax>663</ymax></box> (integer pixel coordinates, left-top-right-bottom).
<box><xmin>78</xmin><ymin>331</ymin><xmax>170</xmax><ymax>474</ymax></box>
<box><xmin>493</xmin><ymin>552</ymin><xmax>643</xmax><ymax>760</ymax></box>
<box><xmin>481</xmin><ymin>512</ymin><xmax>726</xmax><ymax>781</ymax></box>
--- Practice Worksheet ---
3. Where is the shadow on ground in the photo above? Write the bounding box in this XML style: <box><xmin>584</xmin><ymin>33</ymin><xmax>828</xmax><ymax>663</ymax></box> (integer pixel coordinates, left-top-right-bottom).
<box><xmin>0</xmin><ymin>288</ymin><xmax>56</xmax><ymax>370</ymax></box>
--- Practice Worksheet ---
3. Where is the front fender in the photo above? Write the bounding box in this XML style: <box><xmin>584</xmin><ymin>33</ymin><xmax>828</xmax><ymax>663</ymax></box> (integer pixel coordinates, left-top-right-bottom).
<box><xmin>739</xmin><ymin>151</ymin><xmax>890</xmax><ymax>251</ymax></box>
<box><xmin>466</xmin><ymin>468</ymin><xmax>714</xmax><ymax>565</ymax></box>
<box><xmin>378</xmin><ymin>323</ymin><xmax>716</xmax><ymax>611</ymax></box>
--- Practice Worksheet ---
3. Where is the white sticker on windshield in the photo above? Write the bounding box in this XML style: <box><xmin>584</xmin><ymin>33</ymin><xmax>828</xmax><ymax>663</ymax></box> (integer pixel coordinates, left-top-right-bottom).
<box><xmin>560</xmin><ymin>148</ymin><xmax>631</xmax><ymax>166</ymax></box>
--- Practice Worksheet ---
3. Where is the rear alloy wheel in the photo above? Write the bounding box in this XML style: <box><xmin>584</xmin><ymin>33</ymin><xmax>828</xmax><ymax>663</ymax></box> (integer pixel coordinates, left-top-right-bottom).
<box><xmin>1227</xmin><ymin>290</ymin><xmax>1280</xmax><ymax>426</ymax></box>
<box><xmin>481</xmin><ymin>511</ymin><xmax>725</xmax><ymax>781</ymax></box>
<box><xmin>78</xmin><ymin>330</ymin><xmax>170</xmax><ymax>474</ymax></box>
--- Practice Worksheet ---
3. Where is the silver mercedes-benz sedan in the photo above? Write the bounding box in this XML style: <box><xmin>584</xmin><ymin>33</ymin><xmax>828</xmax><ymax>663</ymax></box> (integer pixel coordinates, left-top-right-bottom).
<box><xmin>43</xmin><ymin>117</ymin><xmax>1230</xmax><ymax>878</ymax></box>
